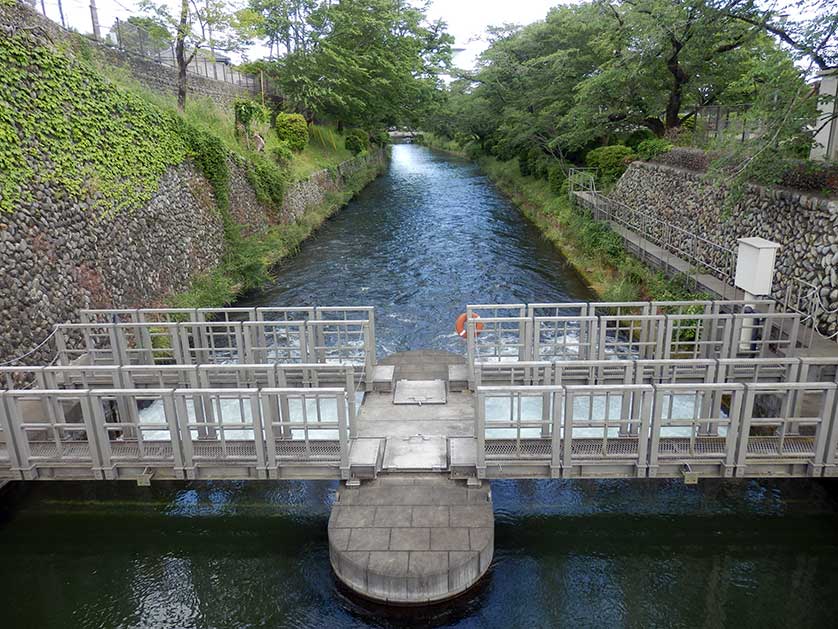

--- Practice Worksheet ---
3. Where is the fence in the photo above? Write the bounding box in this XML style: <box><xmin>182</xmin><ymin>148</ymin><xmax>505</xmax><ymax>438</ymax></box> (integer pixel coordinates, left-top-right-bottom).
<box><xmin>45</xmin><ymin>307</ymin><xmax>377</xmax><ymax>381</ymax></box>
<box><xmin>32</xmin><ymin>1</ymin><xmax>259</xmax><ymax>91</ymax></box>
<box><xmin>0</xmin><ymin>386</ymin><xmax>349</xmax><ymax>481</ymax></box>
<box><xmin>475</xmin><ymin>381</ymin><xmax>838</xmax><ymax>479</ymax></box>
<box><xmin>568</xmin><ymin>172</ymin><xmax>738</xmax><ymax>292</ymax></box>
<box><xmin>464</xmin><ymin>301</ymin><xmax>805</xmax><ymax>387</ymax></box>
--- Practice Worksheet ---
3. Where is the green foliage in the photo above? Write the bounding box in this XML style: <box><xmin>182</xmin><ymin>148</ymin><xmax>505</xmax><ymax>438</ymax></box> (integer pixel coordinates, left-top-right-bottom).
<box><xmin>233</xmin><ymin>98</ymin><xmax>269</xmax><ymax>135</ymax></box>
<box><xmin>245</xmin><ymin>154</ymin><xmax>288</xmax><ymax>207</ymax></box>
<box><xmin>172</xmin><ymin>117</ymin><xmax>230</xmax><ymax>210</ymax></box>
<box><xmin>0</xmin><ymin>31</ymin><xmax>188</xmax><ymax>215</ymax></box>
<box><xmin>345</xmin><ymin>134</ymin><xmax>365</xmax><ymax>155</ymax></box>
<box><xmin>270</xmin><ymin>141</ymin><xmax>294</xmax><ymax>166</ymax></box>
<box><xmin>548</xmin><ymin>166</ymin><xmax>567</xmax><ymax>196</ymax></box>
<box><xmin>585</xmin><ymin>145</ymin><xmax>635</xmax><ymax>182</ymax></box>
<box><xmin>371</xmin><ymin>130</ymin><xmax>391</xmax><ymax>146</ymax></box>
<box><xmin>346</xmin><ymin>128</ymin><xmax>370</xmax><ymax>150</ymax></box>
<box><xmin>275</xmin><ymin>112</ymin><xmax>309</xmax><ymax>152</ymax></box>
<box><xmin>636</xmin><ymin>138</ymin><xmax>673</xmax><ymax>161</ymax></box>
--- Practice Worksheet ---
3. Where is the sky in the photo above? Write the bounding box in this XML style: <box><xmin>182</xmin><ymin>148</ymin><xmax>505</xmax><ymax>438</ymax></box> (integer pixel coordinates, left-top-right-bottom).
<box><xmin>36</xmin><ymin>0</ymin><xmax>562</xmax><ymax>68</ymax></box>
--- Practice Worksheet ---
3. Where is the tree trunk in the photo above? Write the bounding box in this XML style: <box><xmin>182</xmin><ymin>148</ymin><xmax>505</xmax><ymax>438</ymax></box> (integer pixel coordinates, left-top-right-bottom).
<box><xmin>664</xmin><ymin>39</ymin><xmax>688</xmax><ymax>131</ymax></box>
<box><xmin>176</xmin><ymin>0</ymin><xmax>189</xmax><ymax>111</ymax></box>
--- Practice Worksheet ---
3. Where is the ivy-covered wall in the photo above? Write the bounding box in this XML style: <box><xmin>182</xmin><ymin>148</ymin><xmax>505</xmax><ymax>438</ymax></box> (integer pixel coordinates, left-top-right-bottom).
<box><xmin>0</xmin><ymin>3</ymin><xmax>389</xmax><ymax>365</ymax></box>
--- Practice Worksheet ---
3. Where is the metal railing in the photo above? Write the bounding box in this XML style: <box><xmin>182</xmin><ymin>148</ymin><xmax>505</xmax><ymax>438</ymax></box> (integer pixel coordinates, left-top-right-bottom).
<box><xmin>0</xmin><ymin>386</ymin><xmax>349</xmax><ymax>481</ymax></box>
<box><xmin>465</xmin><ymin>301</ymin><xmax>805</xmax><ymax>386</ymax></box>
<box><xmin>475</xmin><ymin>381</ymin><xmax>838</xmax><ymax>479</ymax></box>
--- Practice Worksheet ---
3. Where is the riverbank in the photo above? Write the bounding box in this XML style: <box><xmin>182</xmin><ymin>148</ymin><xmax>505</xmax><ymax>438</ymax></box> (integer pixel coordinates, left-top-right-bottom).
<box><xmin>417</xmin><ymin>136</ymin><xmax>700</xmax><ymax>301</ymax></box>
<box><xmin>171</xmin><ymin>148</ymin><xmax>390</xmax><ymax>307</ymax></box>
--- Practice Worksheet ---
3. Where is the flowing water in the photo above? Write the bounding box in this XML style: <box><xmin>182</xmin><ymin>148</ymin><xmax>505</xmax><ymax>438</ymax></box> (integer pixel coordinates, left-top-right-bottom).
<box><xmin>1</xmin><ymin>144</ymin><xmax>837</xmax><ymax>628</ymax></box>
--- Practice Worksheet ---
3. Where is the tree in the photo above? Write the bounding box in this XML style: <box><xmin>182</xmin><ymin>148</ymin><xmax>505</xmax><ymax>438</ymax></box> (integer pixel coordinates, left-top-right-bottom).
<box><xmin>109</xmin><ymin>16</ymin><xmax>172</xmax><ymax>56</ymax></box>
<box><xmin>139</xmin><ymin>0</ymin><xmax>242</xmax><ymax>110</ymax></box>
<box><xmin>251</xmin><ymin>0</ymin><xmax>452</xmax><ymax>128</ymax></box>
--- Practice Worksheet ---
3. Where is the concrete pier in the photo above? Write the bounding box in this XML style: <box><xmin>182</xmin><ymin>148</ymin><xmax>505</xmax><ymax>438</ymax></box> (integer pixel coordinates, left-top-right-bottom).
<box><xmin>328</xmin><ymin>476</ymin><xmax>493</xmax><ymax>604</ymax></box>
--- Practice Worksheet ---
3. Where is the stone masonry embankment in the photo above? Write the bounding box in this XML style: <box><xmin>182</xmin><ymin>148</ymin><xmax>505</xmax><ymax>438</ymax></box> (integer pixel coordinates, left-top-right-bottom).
<box><xmin>610</xmin><ymin>161</ymin><xmax>838</xmax><ymax>335</ymax></box>
<box><xmin>0</xmin><ymin>149</ymin><xmax>388</xmax><ymax>366</ymax></box>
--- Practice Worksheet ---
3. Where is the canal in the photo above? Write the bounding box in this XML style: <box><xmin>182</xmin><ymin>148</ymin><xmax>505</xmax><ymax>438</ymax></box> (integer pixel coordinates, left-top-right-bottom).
<box><xmin>1</xmin><ymin>144</ymin><xmax>837</xmax><ymax>627</ymax></box>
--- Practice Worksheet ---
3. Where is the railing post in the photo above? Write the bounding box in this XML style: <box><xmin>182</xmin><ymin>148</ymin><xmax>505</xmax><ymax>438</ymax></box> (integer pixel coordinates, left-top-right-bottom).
<box><xmin>723</xmin><ymin>386</ymin><xmax>743</xmax><ymax>477</ymax></box>
<box><xmin>561</xmin><ymin>388</ymin><xmax>574</xmax><ymax>478</ymax></box>
<box><xmin>337</xmin><ymin>391</ymin><xmax>350</xmax><ymax>479</ymax></box>
<box><xmin>475</xmin><ymin>390</ymin><xmax>486</xmax><ymax>478</ymax></box>
<box><xmin>0</xmin><ymin>392</ymin><xmax>24</xmax><ymax>479</ymax></box>
<box><xmin>249</xmin><ymin>391</ymin><xmax>268</xmax><ymax>479</ymax></box>
<box><xmin>549</xmin><ymin>389</ymin><xmax>562</xmax><ymax>477</ymax></box>
<box><xmin>635</xmin><ymin>387</ymin><xmax>653</xmax><ymax>477</ymax></box>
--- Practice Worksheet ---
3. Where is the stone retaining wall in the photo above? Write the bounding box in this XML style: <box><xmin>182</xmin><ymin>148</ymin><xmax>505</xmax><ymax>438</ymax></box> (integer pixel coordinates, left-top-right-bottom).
<box><xmin>0</xmin><ymin>150</ymin><xmax>388</xmax><ymax>366</ymax></box>
<box><xmin>0</xmin><ymin>162</ymin><xmax>225</xmax><ymax>365</ymax></box>
<box><xmin>610</xmin><ymin>161</ymin><xmax>838</xmax><ymax>335</ymax></box>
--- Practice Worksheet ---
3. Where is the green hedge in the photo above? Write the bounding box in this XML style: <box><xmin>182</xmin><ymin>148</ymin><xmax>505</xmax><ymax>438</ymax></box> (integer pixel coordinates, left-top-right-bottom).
<box><xmin>585</xmin><ymin>145</ymin><xmax>635</xmax><ymax>181</ymax></box>
<box><xmin>275</xmin><ymin>113</ymin><xmax>309</xmax><ymax>152</ymax></box>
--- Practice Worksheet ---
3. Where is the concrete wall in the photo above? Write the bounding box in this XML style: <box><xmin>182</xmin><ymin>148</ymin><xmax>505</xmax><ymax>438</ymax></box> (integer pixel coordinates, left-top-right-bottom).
<box><xmin>610</xmin><ymin>161</ymin><xmax>838</xmax><ymax>335</ymax></box>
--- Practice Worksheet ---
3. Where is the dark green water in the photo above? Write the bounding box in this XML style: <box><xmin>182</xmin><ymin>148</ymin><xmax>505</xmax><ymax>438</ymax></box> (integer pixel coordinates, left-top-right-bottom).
<box><xmin>1</xmin><ymin>479</ymin><xmax>837</xmax><ymax>628</ymax></box>
<box><xmin>2</xmin><ymin>145</ymin><xmax>838</xmax><ymax>627</ymax></box>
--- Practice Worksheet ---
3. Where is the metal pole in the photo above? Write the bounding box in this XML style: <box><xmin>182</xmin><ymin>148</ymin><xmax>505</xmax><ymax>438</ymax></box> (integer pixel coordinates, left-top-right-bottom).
<box><xmin>57</xmin><ymin>0</ymin><xmax>66</xmax><ymax>28</ymax></box>
<box><xmin>115</xmin><ymin>17</ymin><xmax>123</xmax><ymax>50</ymax></box>
<box><xmin>40</xmin><ymin>0</ymin><xmax>46</xmax><ymax>17</ymax></box>
<box><xmin>89</xmin><ymin>0</ymin><xmax>101</xmax><ymax>41</ymax></box>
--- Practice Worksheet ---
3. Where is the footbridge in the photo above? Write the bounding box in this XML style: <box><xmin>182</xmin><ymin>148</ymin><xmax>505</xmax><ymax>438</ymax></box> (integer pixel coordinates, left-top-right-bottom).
<box><xmin>2</xmin><ymin>300</ymin><xmax>837</xmax><ymax>603</ymax></box>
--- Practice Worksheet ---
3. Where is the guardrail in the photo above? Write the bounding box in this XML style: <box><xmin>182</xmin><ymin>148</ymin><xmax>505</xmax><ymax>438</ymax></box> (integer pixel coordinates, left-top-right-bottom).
<box><xmin>475</xmin><ymin>381</ymin><xmax>838</xmax><ymax>479</ymax></box>
<box><xmin>0</xmin><ymin>386</ymin><xmax>350</xmax><ymax>481</ymax></box>
<box><xmin>465</xmin><ymin>301</ymin><xmax>804</xmax><ymax>387</ymax></box>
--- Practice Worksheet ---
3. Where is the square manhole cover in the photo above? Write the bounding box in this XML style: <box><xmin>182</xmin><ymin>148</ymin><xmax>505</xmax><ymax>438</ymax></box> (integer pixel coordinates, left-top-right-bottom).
<box><xmin>393</xmin><ymin>379</ymin><xmax>447</xmax><ymax>405</ymax></box>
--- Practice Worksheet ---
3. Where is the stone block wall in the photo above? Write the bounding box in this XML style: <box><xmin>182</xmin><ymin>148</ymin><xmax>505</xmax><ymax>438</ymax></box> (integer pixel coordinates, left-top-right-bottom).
<box><xmin>610</xmin><ymin>161</ymin><xmax>838</xmax><ymax>335</ymax></box>
<box><xmin>0</xmin><ymin>162</ymin><xmax>225</xmax><ymax>365</ymax></box>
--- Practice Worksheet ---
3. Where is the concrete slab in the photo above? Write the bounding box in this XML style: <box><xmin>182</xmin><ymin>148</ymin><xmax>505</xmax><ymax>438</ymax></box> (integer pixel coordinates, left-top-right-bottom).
<box><xmin>328</xmin><ymin>477</ymin><xmax>493</xmax><ymax>605</ymax></box>
<box><xmin>393</xmin><ymin>379</ymin><xmax>447</xmax><ymax>405</ymax></box>
<box><xmin>382</xmin><ymin>436</ymin><xmax>447</xmax><ymax>471</ymax></box>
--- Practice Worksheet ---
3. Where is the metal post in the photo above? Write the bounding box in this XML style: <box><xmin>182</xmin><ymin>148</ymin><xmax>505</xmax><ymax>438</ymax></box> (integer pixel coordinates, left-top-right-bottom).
<box><xmin>89</xmin><ymin>0</ymin><xmax>101</xmax><ymax>41</ymax></box>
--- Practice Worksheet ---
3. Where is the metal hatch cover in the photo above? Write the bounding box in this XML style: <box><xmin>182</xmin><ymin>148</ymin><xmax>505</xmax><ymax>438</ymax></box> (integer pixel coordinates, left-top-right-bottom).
<box><xmin>392</xmin><ymin>379</ymin><xmax>447</xmax><ymax>405</ymax></box>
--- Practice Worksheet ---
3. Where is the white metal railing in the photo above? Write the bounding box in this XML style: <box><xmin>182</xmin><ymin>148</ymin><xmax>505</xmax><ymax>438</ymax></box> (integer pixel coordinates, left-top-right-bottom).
<box><xmin>465</xmin><ymin>301</ymin><xmax>806</xmax><ymax>386</ymax></box>
<box><xmin>0</xmin><ymin>386</ymin><xmax>350</xmax><ymax>481</ymax></box>
<box><xmin>475</xmin><ymin>381</ymin><xmax>838</xmax><ymax>478</ymax></box>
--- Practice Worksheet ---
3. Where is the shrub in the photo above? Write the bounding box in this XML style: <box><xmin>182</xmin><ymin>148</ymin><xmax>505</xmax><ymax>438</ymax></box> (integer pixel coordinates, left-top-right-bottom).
<box><xmin>233</xmin><ymin>98</ymin><xmax>268</xmax><ymax>136</ymax></box>
<box><xmin>585</xmin><ymin>145</ymin><xmax>635</xmax><ymax>181</ymax></box>
<box><xmin>636</xmin><ymin>138</ymin><xmax>673</xmax><ymax>161</ymax></box>
<box><xmin>345</xmin><ymin>134</ymin><xmax>365</xmax><ymax>155</ymax></box>
<box><xmin>270</xmin><ymin>141</ymin><xmax>293</xmax><ymax>166</ymax></box>
<box><xmin>548</xmin><ymin>165</ymin><xmax>567</xmax><ymax>196</ymax></box>
<box><xmin>275</xmin><ymin>112</ymin><xmax>309</xmax><ymax>152</ymax></box>
<box><xmin>346</xmin><ymin>128</ymin><xmax>370</xmax><ymax>150</ymax></box>
<box><xmin>370</xmin><ymin>130</ymin><xmax>390</xmax><ymax>146</ymax></box>
<box><xmin>463</xmin><ymin>140</ymin><xmax>482</xmax><ymax>161</ymax></box>
<box><xmin>624</xmin><ymin>128</ymin><xmax>655</xmax><ymax>149</ymax></box>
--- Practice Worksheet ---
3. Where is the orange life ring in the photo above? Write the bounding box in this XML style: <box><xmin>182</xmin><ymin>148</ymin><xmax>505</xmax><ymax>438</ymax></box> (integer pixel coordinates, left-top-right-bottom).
<box><xmin>455</xmin><ymin>312</ymin><xmax>483</xmax><ymax>339</ymax></box>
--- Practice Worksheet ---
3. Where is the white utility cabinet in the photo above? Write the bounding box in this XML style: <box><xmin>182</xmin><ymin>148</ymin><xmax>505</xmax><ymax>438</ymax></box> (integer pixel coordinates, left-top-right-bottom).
<box><xmin>734</xmin><ymin>237</ymin><xmax>781</xmax><ymax>296</ymax></box>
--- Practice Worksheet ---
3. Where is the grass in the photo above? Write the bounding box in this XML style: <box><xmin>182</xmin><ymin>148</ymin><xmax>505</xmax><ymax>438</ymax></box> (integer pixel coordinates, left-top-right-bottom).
<box><xmin>92</xmin><ymin>60</ymin><xmax>352</xmax><ymax>185</ymax></box>
<box><xmin>477</xmin><ymin>156</ymin><xmax>705</xmax><ymax>302</ymax></box>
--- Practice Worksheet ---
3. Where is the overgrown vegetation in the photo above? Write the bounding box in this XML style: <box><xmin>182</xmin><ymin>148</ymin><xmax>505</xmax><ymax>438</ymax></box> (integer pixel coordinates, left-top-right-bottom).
<box><xmin>171</xmin><ymin>158</ymin><xmax>384</xmax><ymax>306</ymax></box>
<box><xmin>0</xmin><ymin>31</ymin><xmax>189</xmax><ymax>215</ymax></box>
<box><xmin>478</xmin><ymin>156</ymin><xmax>707</xmax><ymax>302</ymax></box>
<box><xmin>275</xmin><ymin>112</ymin><xmax>309</xmax><ymax>152</ymax></box>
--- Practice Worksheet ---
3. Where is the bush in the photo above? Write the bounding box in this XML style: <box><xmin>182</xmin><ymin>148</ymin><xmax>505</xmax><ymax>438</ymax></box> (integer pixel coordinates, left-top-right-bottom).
<box><xmin>636</xmin><ymin>138</ymin><xmax>673</xmax><ymax>161</ymax></box>
<box><xmin>345</xmin><ymin>134</ymin><xmax>365</xmax><ymax>155</ymax></box>
<box><xmin>275</xmin><ymin>112</ymin><xmax>309</xmax><ymax>152</ymax></box>
<box><xmin>624</xmin><ymin>128</ymin><xmax>656</xmax><ymax>149</ymax></box>
<box><xmin>270</xmin><ymin>141</ymin><xmax>293</xmax><ymax>166</ymax></box>
<box><xmin>585</xmin><ymin>145</ymin><xmax>635</xmax><ymax>181</ymax></box>
<box><xmin>548</xmin><ymin>166</ymin><xmax>567</xmax><ymax>196</ymax></box>
<box><xmin>370</xmin><ymin>130</ymin><xmax>390</xmax><ymax>146</ymax></box>
<box><xmin>346</xmin><ymin>128</ymin><xmax>370</xmax><ymax>150</ymax></box>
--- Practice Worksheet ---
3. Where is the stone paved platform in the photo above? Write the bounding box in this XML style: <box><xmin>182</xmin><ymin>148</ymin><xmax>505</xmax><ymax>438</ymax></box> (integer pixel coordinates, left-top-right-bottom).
<box><xmin>328</xmin><ymin>476</ymin><xmax>493</xmax><ymax>604</ymax></box>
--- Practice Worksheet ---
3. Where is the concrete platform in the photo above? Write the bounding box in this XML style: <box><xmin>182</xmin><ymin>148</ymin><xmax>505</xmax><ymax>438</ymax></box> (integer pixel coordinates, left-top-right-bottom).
<box><xmin>328</xmin><ymin>476</ymin><xmax>493</xmax><ymax>605</ymax></box>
